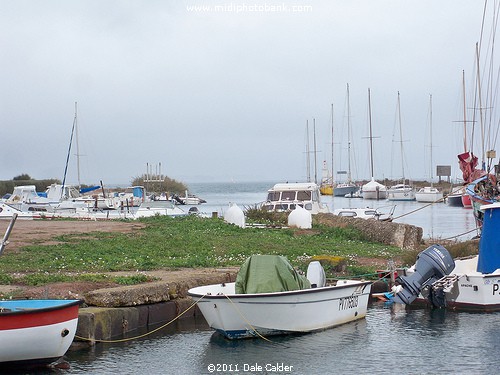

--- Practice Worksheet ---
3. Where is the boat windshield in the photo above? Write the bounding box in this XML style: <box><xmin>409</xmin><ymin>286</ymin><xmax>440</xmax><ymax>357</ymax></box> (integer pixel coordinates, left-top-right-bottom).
<box><xmin>281</xmin><ymin>191</ymin><xmax>295</xmax><ymax>201</ymax></box>
<box><xmin>267</xmin><ymin>192</ymin><xmax>280</xmax><ymax>201</ymax></box>
<box><xmin>297</xmin><ymin>191</ymin><xmax>312</xmax><ymax>200</ymax></box>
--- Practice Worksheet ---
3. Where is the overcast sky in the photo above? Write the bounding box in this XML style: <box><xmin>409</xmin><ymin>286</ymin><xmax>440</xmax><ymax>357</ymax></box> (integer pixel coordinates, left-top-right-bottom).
<box><xmin>0</xmin><ymin>1</ymin><xmax>496</xmax><ymax>186</ymax></box>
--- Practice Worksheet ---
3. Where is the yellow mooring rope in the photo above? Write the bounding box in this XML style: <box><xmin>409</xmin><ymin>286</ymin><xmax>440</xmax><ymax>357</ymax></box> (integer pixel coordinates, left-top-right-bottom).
<box><xmin>74</xmin><ymin>294</ymin><xmax>205</xmax><ymax>343</ymax></box>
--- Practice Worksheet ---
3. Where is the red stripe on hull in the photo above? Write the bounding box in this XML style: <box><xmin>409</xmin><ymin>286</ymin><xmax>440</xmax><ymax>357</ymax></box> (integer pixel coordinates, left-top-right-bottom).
<box><xmin>0</xmin><ymin>303</ymin><xmax>79</xmax><ymax>330</ymax></box>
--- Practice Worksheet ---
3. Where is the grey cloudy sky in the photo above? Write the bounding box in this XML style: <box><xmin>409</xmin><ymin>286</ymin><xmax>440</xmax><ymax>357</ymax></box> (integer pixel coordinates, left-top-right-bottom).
<box><xmin>0</xmin><ymin>1</ymin><xmax>494</xmax><ymax>186</ymax></box>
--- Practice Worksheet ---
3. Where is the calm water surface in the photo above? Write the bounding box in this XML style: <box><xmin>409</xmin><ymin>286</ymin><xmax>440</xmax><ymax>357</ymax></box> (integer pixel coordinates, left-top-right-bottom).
<box><xmin>61</xmin><ymin>303</ymin><xmax>498</xmax><ymax>375</ymax></box>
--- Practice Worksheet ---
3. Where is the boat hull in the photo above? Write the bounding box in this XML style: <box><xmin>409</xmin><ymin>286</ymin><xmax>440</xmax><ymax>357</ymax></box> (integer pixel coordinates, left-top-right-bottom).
<box><xmin>407</xmin><ymin>256</ymin><xmax>500</xmax><ymax>312</ymax></box>
<box><xmin>334</xmin><ymin>184</ymin><xmax>358</xmax><ymax>197</ymax></box>
<box><xmin>0</xmin><ymin>299</ymin><xmax>80</xmax><ymax>367</ymax></box>
<box><xmin>362</xmin><ymin>190</ymin><xmax>387</xmax><ymax>200</ymax></box>
<box><xmin>189</xmin><ymin>281</ymin><xmax>371</xmax><ymax>339</ymax></box>
<box><xmin>415</xmin><ymin>187</ymin><xmax>443</xmax><ymax>203</ymax></box>
<box><xmin>446</xmin><ymin>194</ymin><xmax>464</xmax><ymax>207</ymax></box>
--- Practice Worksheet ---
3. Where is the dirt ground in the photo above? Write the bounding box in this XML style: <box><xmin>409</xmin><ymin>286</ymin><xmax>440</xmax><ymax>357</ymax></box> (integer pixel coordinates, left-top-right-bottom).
<box><xmin>0</xmin><ymin>219</ymin><xmax>145</xmax><ymax>253</ymax></box>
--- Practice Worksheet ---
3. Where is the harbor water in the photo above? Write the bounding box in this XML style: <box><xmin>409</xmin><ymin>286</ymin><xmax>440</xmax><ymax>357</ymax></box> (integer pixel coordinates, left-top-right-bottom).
<box><xmin>32</xmin><ymin>181</ymin><xmax>494</xmax><ymax>374</ymax></box>
<box><xmin>63</xmin><ymin>303</ymin><xmax>498</xmax><ymax>374</ymax></box>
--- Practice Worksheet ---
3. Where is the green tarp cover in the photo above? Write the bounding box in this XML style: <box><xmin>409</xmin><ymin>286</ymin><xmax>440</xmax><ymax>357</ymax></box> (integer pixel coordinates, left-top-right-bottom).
<box><xmin>235</xmin><ymin>255</ymin><xmax>311</xmax><ymax>294</ymax></box>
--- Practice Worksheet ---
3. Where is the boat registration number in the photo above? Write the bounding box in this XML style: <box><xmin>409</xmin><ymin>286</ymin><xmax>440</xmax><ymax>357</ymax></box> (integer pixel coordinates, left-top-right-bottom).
<box><xmin>339</xmin><ymin>295</ymin><xmax>358</xmax><ymax>310</ymax></box>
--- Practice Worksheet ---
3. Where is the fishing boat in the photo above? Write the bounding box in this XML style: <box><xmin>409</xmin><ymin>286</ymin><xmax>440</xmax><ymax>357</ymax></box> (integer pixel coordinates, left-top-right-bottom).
<box><xmin>188</xmin><ymin>255</ymin><xmax>371</xmax><ymax>339</ymax></box>
<box><xmin>0</xmin><ymin>299</ymin><xmax>81</xmax><ymax>368</ymax></box>
<box><xmin>362</xmin><ymin>89</ymin><xmax>387</xmax><ymax>200</ymax></box>
<box><xmin>0</xmin><ymin>214</ymin><xmax>81</xmax><ymax>368</ymax></box>
<box><xmin>387</xmin><ymin>93</ymin><xmax>415</xmax><ymax>201</ymax></box>
<box><xmin>394</xmin><ymin>202</ymin><xmax>500</xmax><ymax>311</ymax></box>
<box><xmin>261</xmin><ymin>182</ymin><xmax>330</xmax><ymax>214</ymax></box>
<box><xmin>415</xmin><ymin>95</ymin><xmax>443</xmax><ymax>203</ymax></box>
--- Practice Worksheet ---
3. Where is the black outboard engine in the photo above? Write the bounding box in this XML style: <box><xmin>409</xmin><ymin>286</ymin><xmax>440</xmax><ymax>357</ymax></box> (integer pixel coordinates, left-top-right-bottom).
<box><xmin>393</xmin><ymin>244</ymin><xmax>455</xmax><ymax>305</ymax></box>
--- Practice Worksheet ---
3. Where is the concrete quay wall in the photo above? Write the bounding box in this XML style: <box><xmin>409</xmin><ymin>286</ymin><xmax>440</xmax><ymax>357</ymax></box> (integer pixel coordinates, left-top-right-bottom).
<box><xmin>75</xmin><ymin>269</ymin><xmax>237</xmax><ymax>343</ymax></box>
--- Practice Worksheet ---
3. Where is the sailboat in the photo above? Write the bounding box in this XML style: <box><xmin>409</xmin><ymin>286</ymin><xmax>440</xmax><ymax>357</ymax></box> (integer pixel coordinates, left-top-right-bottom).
<box><xmin>362</xmin><ymin>89</ymin><xmax>387</xmax><ymax>200</ymax></box>
<box><xmin>387</xmin><ymin>92</ymin><xmax>416</xmax><ymax>201</ymax></box>
<box><xmin>320</xmin><ymin>105</ymin><xmax>334</xmax><ymax>196</ymax></box>
<box><xmin>416</xmin><ymin>95</ymin><xmax>443</xmax><ymax>202</ymax></box>
<box><xmin>334</xmin><ymin>84</ymin><xmax>359</xmax><ymax>197</ymax></box>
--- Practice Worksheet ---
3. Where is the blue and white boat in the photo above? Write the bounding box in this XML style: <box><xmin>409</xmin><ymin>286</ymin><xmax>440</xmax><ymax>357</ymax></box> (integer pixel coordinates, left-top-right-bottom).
<box><xmin>395</xmin><ymin>202</ymin><xmax>500</xmax><ymax>312</ymax></box>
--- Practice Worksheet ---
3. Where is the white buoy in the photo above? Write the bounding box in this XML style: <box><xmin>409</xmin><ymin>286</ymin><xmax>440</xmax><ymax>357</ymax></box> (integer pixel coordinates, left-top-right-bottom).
<box><xmin>287</xmin><ymin>205</ymin><xmax>312</xmax><ymax>229</ymax></box>
<box><xmin>224</xmin><ymin>203</ymin><xmax>245</xmax><ymax>228</ymax></box>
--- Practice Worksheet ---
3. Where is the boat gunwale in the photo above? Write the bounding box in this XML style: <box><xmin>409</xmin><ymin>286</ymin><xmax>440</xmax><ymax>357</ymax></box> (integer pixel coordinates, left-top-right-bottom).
<box><xmin>187</xmin><ymin>281</ymin><xmax>371</xmax><ymax>300</ymax></box>
<box><xmin>0</xmin><ymin>299</ymin><xmax>81</xmax><ymax>316</ymax></box>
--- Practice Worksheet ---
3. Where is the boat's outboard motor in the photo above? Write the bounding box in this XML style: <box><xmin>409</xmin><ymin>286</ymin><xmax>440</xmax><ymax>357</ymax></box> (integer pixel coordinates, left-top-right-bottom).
<box><xmin>393</xmin><ymin>244</ymin><xmax>455</xmax><ymax>305</ymax></box>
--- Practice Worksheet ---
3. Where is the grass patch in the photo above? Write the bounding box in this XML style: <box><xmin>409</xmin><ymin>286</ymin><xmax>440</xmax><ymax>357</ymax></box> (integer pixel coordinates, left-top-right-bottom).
<box><xmin>0</xmin><ymin>215</ymin><xmax>404</xmax><ymax>285</ymax></box>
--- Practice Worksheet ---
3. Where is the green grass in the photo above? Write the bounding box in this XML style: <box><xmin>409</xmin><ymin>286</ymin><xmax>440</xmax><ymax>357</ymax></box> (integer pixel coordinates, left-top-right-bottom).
<box><xmin>0</xmin><ymin>215</ymin><xmax>405</xmax><ymax>284</ymax></box>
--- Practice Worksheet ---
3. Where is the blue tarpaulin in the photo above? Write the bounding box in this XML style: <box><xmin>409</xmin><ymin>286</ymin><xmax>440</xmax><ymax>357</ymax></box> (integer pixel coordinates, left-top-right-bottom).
<box><xmin>478</xmin><ymin>204</ymin><xmax>500</xmax><ymax>274</ymax></box>
<box><xmin>79</xmin><ymin>186</ymin><xmax>100</xmax><ymax>194</ymax></box>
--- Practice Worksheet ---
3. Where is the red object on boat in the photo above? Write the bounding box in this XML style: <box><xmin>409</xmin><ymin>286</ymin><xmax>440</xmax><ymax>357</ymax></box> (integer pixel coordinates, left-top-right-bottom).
<box><xmin>461</xmin><ymin>194</ymin><xmax>472</xmax><ymax>209</ymax></box>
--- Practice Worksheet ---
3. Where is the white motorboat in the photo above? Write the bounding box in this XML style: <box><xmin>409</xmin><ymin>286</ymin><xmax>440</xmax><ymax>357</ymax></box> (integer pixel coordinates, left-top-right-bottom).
<box><xmin>188</xmin><ymin>255</ymin><xmax>371</xmax><ymax>339</ymax></box>
<box><xmin>332</xmin><ymin>207</ymin><xmax>394</xmax><ymax>221</ymax></box>
<box><xmin>387</xmin><ymin>184</ymin><xmax>416</xmax><ymax>201</ymax></box>
<box><xmin>415</xmin><ymin>186</ymin><xmax>443</xmax><ymax>203</ymax></box>
<box><xmin>132</xmin><ymin>200</ymin><xmax>187</xmax><ymax>218</ymax></box>
<box><xmin>261</xmin><ymin>182</ymin><xmax>330</xmax><ymax>214</ymax></box>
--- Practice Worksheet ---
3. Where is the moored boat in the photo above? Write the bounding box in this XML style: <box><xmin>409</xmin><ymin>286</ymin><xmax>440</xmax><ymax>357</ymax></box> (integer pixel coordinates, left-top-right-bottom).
<box><xmin>362</xmin><ymin>178</ymin><xmax>387</xmax><ymax>200</ymax></box>
<box><xmin>188</xmin><ymin>255</ymin><xmax>371</xmax><ymax>339</ymax></box>
<box><xmin>415</xmin><ymin>186</ymin><xmax>443</xmax><ymax>203</ymax></box>
<box><xmin>387</xmin><ymin>184</ymin><xmax>415</xmax><ymax>201</ymax></box>
<box><xmin>261</xmin><ymin>182</ymin><xmax>330</xmax><ymax>214</ymax></box>
<box><xmin>0</xmin><ymin>299</ymin><xmax>81</xmax><ymax>368</ymax></box>
<box><xmin>394</xmin><ymin>202</ymin><xmax>500</xmax><ymax>311</ymax></box>
<box><xmin>332</xmin><ymin>206</ymin><xmax>394</xmax><ymax>221</ymax></box>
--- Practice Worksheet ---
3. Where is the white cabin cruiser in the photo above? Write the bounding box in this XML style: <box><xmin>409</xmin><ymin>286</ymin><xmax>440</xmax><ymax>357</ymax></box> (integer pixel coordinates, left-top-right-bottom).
<box><xmin>261</xmin><ymin>182</ymin><xmax>330</xmax><ymax>214</ymax></box>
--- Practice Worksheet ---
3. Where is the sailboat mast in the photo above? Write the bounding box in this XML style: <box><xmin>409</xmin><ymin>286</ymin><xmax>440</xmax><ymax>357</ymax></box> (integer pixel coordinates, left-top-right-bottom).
<box><xmin>462</xmin><ymin>70</ymin><xmax>467</xmax><ymax>152</ymax></box>
<box><xmin>368</xmin><ymin>88</ymin><xmax>374</xmax><ymax>179</ymax></box>
<box><xmin>74</xmin><ymin>102</ymin><xmax>81</xmax><ymax>188</ymax></box>
<box><xmin>313</xmin><ymin>118</ymin><xmax>318</xmax><ymax>184</ymax></box>
<box><xmin>330</xmin><ymin>104</ymin><xmax>334</xmax><ymax>187</ymax></box>
<box><xmin>475</xmin><ymin>42</ymin><xmax>486</xmax><ymax>168</ymax></box>
<box><xmin>347</xmin><ymin>83</ymin><xmax>352</xmax><ymax>183</ymax></box>
<box><xmin>429</xmin><ymin>94</ymin><xmax>434</xmax><ymax>185</ymax></box>
<box><xmin>306</xmin><ymin>120</ymin><xmax>311</xmax><ymax>182</ymax></box>
<box><xmin>397</xmin><ymin>92</ymin><xmax>405</xmax><ymax>182</ymax></box>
